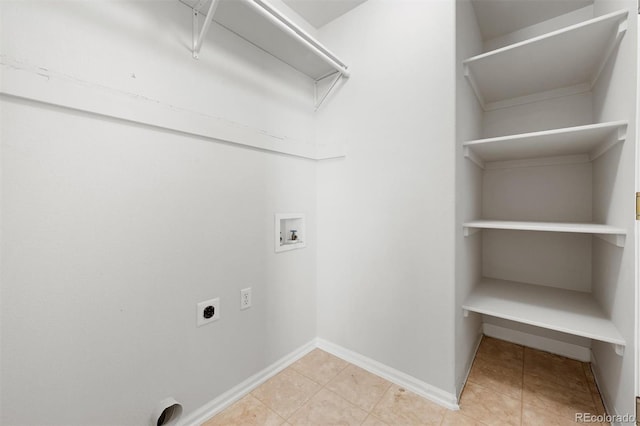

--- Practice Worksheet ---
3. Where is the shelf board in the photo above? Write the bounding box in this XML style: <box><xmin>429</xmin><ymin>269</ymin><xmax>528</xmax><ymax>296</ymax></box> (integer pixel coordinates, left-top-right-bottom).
<box><xmin>463</xmin><ymin>121</ymin><xmax>627</xmax><ymax>168</ymax></box>
<box><xmin>463</xmin><ymin>10</ymin><xmax>628</xmax><ymax>111</ymax></box>
<box><xmin>183</xmin><ymin>0</ymin><xmax>348</xmax><ymax>81</ymax></box>
<box><xmin>463</xmin><ymin>278</ymin><xmax>625</xmax><ymax>349</ymax></box>
<box><xmin>463</xmin><ymin>220</ymin><xmax>626</xmax><ymax>246</ymax></box>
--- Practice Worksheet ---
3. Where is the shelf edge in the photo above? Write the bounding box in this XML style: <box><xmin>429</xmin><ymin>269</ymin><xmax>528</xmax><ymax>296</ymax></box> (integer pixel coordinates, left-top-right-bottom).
<box><xmin>462</xmin><ymin>9</ymin><xmax>628</xmax><ymax>65</ymax></box>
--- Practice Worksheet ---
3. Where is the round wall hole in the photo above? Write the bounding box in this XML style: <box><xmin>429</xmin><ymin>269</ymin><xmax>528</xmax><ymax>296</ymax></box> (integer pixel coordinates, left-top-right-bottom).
<box><xmin>152</xmin><ymin>398</ymin><xmax>183</xmax><ymax>426</ymax></box>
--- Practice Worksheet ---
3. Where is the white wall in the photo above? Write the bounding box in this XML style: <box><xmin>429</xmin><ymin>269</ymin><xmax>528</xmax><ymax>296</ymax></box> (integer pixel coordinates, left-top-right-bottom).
<box><xmin>454</xmin><ymin>0</ymin><xmax>484</xmax><ymax>396</ymax></box>
<box><xmin>590</xmin><ymin>0</ymin><xmax>637</xmax><ymax>421</ymax></box>
<box><xmin>0</xmin><ymin>1</ymin><xmax>319</xmax><ymax>425</ymax></box>
<box><xmin>316</xmin><ymin>0</ymin><xmax>457</xmax><ymax>395</ymax></box>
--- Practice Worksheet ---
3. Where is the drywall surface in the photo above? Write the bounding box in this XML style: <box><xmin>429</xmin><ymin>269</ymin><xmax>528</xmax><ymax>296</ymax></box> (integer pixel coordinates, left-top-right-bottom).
<box><xmin>455</xmin><ymin>0</ymin><xmax>484</xmax><ymax>397</ymax></box>
<box><xmin>482</xmin><ymin>5</ymin><xmax>594</xmax><ymax>52</ymax></box>
<box><xmin>482</xmin><ymin>92</ymin><xmax>594</xmax><ymax>138</ymax></box>
<box><xmin>0</xmin><ymin>1</ymin><xmax>317</xmax><ymax>425</ymax></box>
<box><xmin>316</xmin><ymin>0</ymin><xmax>457</xmax><ymax>396</ymax></box>
<box><xmin>590</xmin><ymin>0</ymin><xmax>637</xmax><ymax>420</ymax></box>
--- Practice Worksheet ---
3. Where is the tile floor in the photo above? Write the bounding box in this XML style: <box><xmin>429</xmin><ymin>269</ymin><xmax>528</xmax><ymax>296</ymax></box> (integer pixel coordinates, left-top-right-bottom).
<box><xmin>202</xmin><ymin>337</ymin><xmax>608</xmax><ymax>425</ymax></box>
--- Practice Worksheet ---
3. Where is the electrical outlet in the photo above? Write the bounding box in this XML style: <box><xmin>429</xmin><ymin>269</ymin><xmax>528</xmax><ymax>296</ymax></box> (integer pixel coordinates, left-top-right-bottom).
<box><xmin>196</xmin><ymin>298</ymin><xmax>220</xmax><ymax>326</ymax></box>
<box><xmin>240</xmin><ymin>288</ymin><xmax>252</xmax><ymax>310</ymax></box>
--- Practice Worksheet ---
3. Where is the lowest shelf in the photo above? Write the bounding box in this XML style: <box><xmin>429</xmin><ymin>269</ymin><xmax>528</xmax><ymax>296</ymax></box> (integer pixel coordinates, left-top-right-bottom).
<box><xmin>463</xmin><ymin>278</ymin><xmax>625</xmax><ymax>355</ymax></box>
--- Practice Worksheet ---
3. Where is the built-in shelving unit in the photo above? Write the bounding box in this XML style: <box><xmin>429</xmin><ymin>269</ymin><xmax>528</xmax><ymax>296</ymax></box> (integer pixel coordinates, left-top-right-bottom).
<box><xmin>181</xmin><ymin>0</ymin><xmax>350</xmax><ymax>110</ymax></box>
<box><xmin>463</xmin><ymin>121</ymin><xmax>627</xmax><ymax>168</ymax></box>
<box><xmin>462</xmin><ymin>9</ymin><xmax>629</xmax><ymax>355</ymax></box>
<box><xmin>463</xmin><ymin>9</ymin><xmax>628</xmax><ymax>111</ymax></box>
<box><xmin>462</xmin><ymin>278</ymin><xmax>625</xmax><ymax>354</ymax></box>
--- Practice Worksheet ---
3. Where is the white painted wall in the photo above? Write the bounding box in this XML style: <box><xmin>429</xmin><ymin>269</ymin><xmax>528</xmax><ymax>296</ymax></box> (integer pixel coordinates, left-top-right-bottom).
<box><xmin>590</xmin><ymin>0</ymin><xmax>637</xmax><ymax>421</ymax></box>
<box><xmin>454</xmin><ymin>0</ymin><xmax>484</xmax><ymax>397</ymax></box>
<box><xmin>0</xmin><ymin>1</ymin><xmax>318</xmax><ymax>425</ymax></box>
<box><xmin>482</xmin><ymin>92</ymin><xmax>594</xmax><ymax>138</ymax></box>
<box><xmin>482</xmin><ymin>5</ymin><xmax>595</xmax><ymax>52</ymax></box>
<box><xmin>315</xmin><ymin>0</ymin><xmax>457</xmax><ymax>395</ymax></box>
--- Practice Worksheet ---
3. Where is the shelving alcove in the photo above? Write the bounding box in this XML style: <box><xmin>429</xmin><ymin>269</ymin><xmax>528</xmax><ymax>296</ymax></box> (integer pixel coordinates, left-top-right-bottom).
<box><xmin>461</xmin><ymin>7</ymin><xmax>630</xmax><ymax>356</ymax></box>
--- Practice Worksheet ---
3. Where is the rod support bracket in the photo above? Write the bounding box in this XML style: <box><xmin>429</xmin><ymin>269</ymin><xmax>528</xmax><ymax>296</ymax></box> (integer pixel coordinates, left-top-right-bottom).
<box><xmin>614</xmin><ymin>344</ymin><xmax>624</xmax><ymax>356</ymax></box>
<box><xmin>192</xmin><ymin>0</ymin><xmax>220</xmax><ymax>59</ymax></box>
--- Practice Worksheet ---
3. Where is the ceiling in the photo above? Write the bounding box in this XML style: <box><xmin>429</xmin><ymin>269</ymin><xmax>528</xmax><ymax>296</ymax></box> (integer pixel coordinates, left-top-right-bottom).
<box><xmin>471</xmin><ymin>0</ymin><xmax>593</xmax><ymax>40</ymax></box>
<box><xmin>282</xmin><ymin>0</ymin><xmax>368</xmax><ymax>28</ymax></box>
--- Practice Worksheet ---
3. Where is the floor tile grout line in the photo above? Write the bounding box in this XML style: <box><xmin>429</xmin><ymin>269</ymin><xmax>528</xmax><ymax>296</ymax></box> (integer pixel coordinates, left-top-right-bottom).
<box><xmin>363</xmin><ymin>380</ymin><xmax>394</xmax><ymax>425</ymax></box>
<box><xmin>280</xmin><ymin>376</ymin><xmax>325</xmax><ymax>422</ymax></box>
<box><xmin>249</xmin><ymin>368</ymin><xmax>322</xmax><ymax>420</ymax></box>
<box><xmin>284</xmin><ymin>354</ymin><xmax>352</xmax><ymax>423</ymax></box>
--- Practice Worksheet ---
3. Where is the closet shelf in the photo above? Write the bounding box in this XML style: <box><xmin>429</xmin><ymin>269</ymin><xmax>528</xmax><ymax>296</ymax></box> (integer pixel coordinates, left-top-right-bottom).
<box><xmin>463</xmin><ymin>121</ymin><xmax>627</xmax><ymax>168</ymax></box>
<box><xmin>463</xmin><ymin>220</ymin><xmax>627</xmax><ymax>246</ymax></box>
<box><xmin>182</xmin><ymin>0</ymin><xmax>349</xmax><ymax>80</ymax></box>
<box><xmin>463</xmin><ymin>278</ymin><xmax>625</xmax><ymax>354</ymax></box>
<box><xmin>463</xmin><ymin>9</ymin><xmax>628</xmax><ymax>111</ymax></box>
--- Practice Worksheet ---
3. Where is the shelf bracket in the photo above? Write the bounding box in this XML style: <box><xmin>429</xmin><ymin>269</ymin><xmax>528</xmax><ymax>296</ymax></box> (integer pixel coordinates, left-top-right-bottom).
<box><xmin>463</xmin><ymin>227</ymin><xmax>480</xmax><ymax>237</ymax></box>
<box><xmin>614</xmin><ymin>344</ymin><xmax>624</xmax><ymax>356</ymax></box>
<box><xmin>589</xmin><ymin>122</ymin><xmax>627</xmax><ymax>161</ymax></box>
<box><xmin>463</xmin><ymin>63</ymin><xmax>487</xmax><ymax>111</ymax></box>
<box><xmin>192</xmin><ymin>0</ymin><xmax>220</xmax><ymax>59</ymax></box>
<box><xmin>314</xmin><ymin>71</ymin><xmax>345</xmax><ymax>111</ymax></box>
<box><xmin>590</xmin><ymin>15</ymin><xmax>628</xmax><ymax>88</ymax></box>
<box><xmin>464</xmin><ymin>147</ymin><xmax>485</xmax><ymax>169</ymax></box>
<box><xmin>594</xmin><ymin>233</ymin><xmax>625</xmax><ymax>248</ymax></box>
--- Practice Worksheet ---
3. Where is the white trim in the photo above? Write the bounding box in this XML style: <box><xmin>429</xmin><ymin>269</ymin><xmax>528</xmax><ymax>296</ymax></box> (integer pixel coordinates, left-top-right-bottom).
<box><xmin>635</xmin><ymin>12</ymin><xmax>640</xmax><ymax>401</ymax></box>
<box><xmin>179</xmin><ymin>339</ymin><xmax>316</xmax><ymax>426</ymax></box>
<box><xmin>483</xmin><ymin>323</ymin><xmax>591</xmax><ymax>362</ymax></box>
<box><xmin>315</xmin><ymin>338</ymin><xmax>459</xmax><ymax>410</ymax></box>
<box><xmin>0</xmin><ymin>56</ymin><xmax>346</xmax><ymax>161</ymax></box>
<box><xmin>179</xmin><ymin>337</ymin><xmax>459</xmax><ymax>425</ymax></box>
<box><xmin>590</xmin><ymin>351</ymin><xmax>619</xmax><ymax>425</ymax></box>
<box><xmin>457</xmin><ymin>327</ymin><xmax>484</xmax><ymax>399</ymax></box>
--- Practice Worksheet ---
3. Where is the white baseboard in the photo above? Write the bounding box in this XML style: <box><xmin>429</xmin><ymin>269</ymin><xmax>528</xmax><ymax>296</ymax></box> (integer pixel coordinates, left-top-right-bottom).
<box><xmin>483</xmin><ymin>323</ymin><xmax>591</xmax><ymax>362</ymax></box>
<box><xmin>181</xmin><ymin>337</ymin><xmax>460</xmax><ymax>426</ymax></box>
<box><xmin>315</xmin><ymin>338</ymin><xmax>459</xmax><ymax>410</ymax></box>
<box><xmin>457</xmin><ymin>327</ymin><xmax>483</xmax><ymax>399</ymax></box>
<box><xmin>179</xmin><ymin>339</ymin><xmax>317</xmax><ymax>426</ymax></box>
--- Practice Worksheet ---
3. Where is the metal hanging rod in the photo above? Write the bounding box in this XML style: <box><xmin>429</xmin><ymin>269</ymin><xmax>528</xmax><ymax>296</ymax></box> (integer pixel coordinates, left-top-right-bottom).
<box><xmin>190</xmin><ymin>0</ymin><xmax>349</xmax><ymax>110</ymax></box>
<box><xmin>191</xmin><ymin>0</ymin><xmax>349</xmax><ymax>78</ymax></box>
<box><xmin>247</xmin><ymin>0</ymin><xmax>350</xmax><ymax>78</ymax></box>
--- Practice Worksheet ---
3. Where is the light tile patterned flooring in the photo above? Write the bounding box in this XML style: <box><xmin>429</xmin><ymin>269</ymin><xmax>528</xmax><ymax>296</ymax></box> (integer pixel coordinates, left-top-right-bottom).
<box><xmin>202</xmin><ymin>337</ymin><xmax>607</xmax><ymax>425</ymax></box>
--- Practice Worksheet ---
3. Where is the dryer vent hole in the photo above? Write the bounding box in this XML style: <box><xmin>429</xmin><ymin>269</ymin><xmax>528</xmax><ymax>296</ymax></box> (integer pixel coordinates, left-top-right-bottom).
<box><xmin>156</xmin><ymin>402</ymin><xmax>182</xmax><ymax>426</ymax></box>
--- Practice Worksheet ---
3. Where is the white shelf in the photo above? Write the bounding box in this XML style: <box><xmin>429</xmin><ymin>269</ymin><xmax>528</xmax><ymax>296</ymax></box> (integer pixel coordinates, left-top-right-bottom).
<box><xmin>463</xmin><ymin>121</ymin><xmax>627</xmax><ymax>168</ymax></box>
<box><xmin>464</xmin><ymin>220</ymin><xmax>626</xmax><ymax>235</ymax></box>
<box><xmin>463</xmin><ymin>220</ymin><xmax>626</xmax><ymax>247</ymax></box>
<box><xmin>463</xmin><ymin>278</ymin><xmax>625</xmax><ymax>351</ymax></box>
<box><xmin>183</xmin><ymin>0</ymin><xmax>349</xmax><ymax>81</ymax></box>
<box><xmin>463</xmin><ymin>10</ymin><xmax>628</xmax><ymax>111</ymax></box>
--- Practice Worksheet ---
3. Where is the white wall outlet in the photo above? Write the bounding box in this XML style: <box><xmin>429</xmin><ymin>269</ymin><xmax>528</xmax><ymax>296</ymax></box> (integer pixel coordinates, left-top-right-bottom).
<box><xmin>240</xmin><ymin>288</ymin><xmax>252</xmax><ymax>310</ymax></box>
<box><xmin>196</xmin><ymin>298</ymin><xmax>220</xmax><ymax>327</ymax></box>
